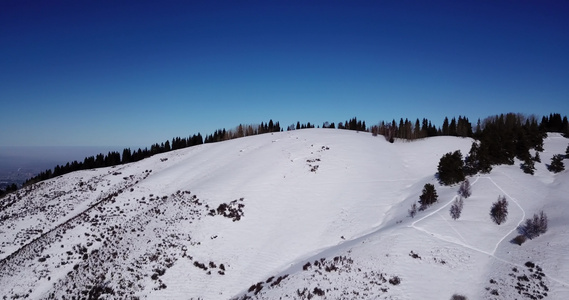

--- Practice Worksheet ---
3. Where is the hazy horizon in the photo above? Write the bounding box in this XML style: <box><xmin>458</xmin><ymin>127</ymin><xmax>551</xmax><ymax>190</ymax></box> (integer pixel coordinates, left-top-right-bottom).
<box><xmin>2</xmin><ymin>1</ymin><xmax>568</xmax><ymax>147</ymax></box>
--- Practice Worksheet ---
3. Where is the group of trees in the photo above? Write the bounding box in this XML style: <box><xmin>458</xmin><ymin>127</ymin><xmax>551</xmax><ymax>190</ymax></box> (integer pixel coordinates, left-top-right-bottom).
<box><xmin>24</xmin><ymin>133</ymin><xmax>204</xmax><ymax>186</ymax></box>
<box><xmin>0</xmin><ymin>184</ymin><xmax>18</xmax><ymax>198</ymax></box>
<box><xmin>370</xmin><ymin>116</ymin><xmax>473</xmax><ymax>142</ymax></box>
<box><xmin>539</xmin><ymin>113</ymin><xmax>569</xmax><ymax>135</ymax></box>
<box><xmin>205</xmin><ymin>120</ymin><xmax>282</xmax><ymax>143</ymax></box>
<box><xmin>450</xmin><ymin>179</ymin><xmax>471</xmax><ymax>220</ymax></box>
<box><xmin>6</xmin><ymin>113</ymin><xmax>567</xmax><ymax>197</ymax></box>
<box><xmin>437</xmin><ymin>113</ymin><xmax>569</xmax><ymax>183</ymax></box>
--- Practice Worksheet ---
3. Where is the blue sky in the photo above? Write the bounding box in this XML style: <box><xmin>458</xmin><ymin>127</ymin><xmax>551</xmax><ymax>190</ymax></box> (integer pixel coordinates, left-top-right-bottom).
<box><xmin>1</xmin><ymin>0</ymin><xmax>568</xmax><ymax>147</ymax></box>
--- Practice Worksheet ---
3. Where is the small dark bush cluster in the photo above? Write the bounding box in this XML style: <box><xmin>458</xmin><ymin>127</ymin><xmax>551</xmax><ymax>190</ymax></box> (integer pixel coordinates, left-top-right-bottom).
<box><xmin>208</xmin><ymin>198</ymin><xmax>245</xmax><ymax>221</ymax></box>
<box><xmin>490</xmin><ymin>195</ymin><xmax>508</xmax><ymax>225</ymax></box>
<box><xmin>450</xmin><ymin>294</ymin><xmax>468</xmax><ymax>300</ymax></box>
<box><xmin>512</xmin><ymin>234</ymin><xmax>527</xmax><ymax>246</ymax></box>
<box><xmin>388</xmin><ymin>276</ymin><xmax>401</xmax><ymax>285</ymax></box>
<box><xmin>313</xmin><ymin>287</ymin><xmax>325</xmax><ymax>296</ymax></box>
<box><xmin>409</xmin><ymin>251</ymin><xmax>421</xmax><ymax>259</ymax></box>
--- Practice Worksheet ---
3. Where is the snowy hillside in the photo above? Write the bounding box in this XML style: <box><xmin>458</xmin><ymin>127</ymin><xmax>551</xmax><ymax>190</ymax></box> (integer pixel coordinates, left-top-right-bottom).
<box><xmin>1</xmin><ymin>129</ymin><xmax>568</xmax><ymax>299</ymax></box>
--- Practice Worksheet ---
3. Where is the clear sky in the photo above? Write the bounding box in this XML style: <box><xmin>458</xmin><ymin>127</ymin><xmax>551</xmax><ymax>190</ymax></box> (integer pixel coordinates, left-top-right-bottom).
<box><xmin>1</xmin><ymin>0</ymin><xmax>568</xmax><ymax>147</ymax></box>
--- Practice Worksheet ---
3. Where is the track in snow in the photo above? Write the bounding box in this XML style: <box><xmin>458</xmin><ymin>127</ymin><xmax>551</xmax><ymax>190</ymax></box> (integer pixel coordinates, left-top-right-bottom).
<box><xmin>411</xmin><ymin>175</ymin><xmax>569</xmax><ymax>288</ymax></box>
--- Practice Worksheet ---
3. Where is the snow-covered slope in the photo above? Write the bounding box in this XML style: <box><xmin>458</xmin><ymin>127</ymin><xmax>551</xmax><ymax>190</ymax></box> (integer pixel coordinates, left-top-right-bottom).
<box><xmin>0</xmin><ymin>129</ymin><xmax>567</xmax><ymax>299</ymax></box>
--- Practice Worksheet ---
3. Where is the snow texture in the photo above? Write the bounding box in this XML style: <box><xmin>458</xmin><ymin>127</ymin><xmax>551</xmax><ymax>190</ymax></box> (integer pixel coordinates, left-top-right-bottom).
<box><xmin>1</xmin><ymin>129</ymin><xmax>568</xmax><ymax>299</ymax></box>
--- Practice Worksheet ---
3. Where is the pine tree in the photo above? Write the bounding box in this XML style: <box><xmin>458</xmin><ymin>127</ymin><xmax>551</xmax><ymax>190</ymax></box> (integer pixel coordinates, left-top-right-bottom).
<box><xmin>548</xmin><ymin>155</ymin><xmax>565</xmax><ymax>173</ymax></box>
<box><xmin>521</xmin><ymin>157</ymin><xmax>535</xmax><ymax>175</ymax></box>
<box><xmin>533</xmin><ymin>151</ymin><xmax>541</xmax><ymax>163</ymax></box>
<box><xmin>419</xmin><ymin>183</ymin><xmax>438</xmax><ymax>210</ymax></box>
<box><xmin>437</xmin><ymin>150</ymin><xmax>465</xmax><ymax>185</ymax></box>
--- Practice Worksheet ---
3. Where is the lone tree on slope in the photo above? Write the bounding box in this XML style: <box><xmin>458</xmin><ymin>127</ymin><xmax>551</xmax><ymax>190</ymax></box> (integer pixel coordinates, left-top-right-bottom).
<box><xmin>490</xmin><ymin>195</ymin><xmax>509</xmax><ymax>225</ymax></box>
<box><xmin>437</xmin><ymin>150</ymin><xmax>465</xmax><ymax>185</ymax></box>
<box><xmin>408</xmin><ymin>202</ymin><xmax>418</xmax><ymax>218</ymax></box>
<box><xmin>419</xmin><ymin>183</ymin><xmax>438</xmax><ymax>211</ymax></box>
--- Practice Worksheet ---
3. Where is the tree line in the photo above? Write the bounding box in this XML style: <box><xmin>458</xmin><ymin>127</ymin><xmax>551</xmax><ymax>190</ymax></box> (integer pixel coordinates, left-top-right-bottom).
<box><xmin>23</xmin><ymin>133</ymin><xmax>204</xmax><ymax>186</ymax></box>
<box><xmin>438</xmin><ymin>113</ymin><xmax>568</xmax><ymax>185</ymax></box>
<box><xmin>370</xmin><ymin>116</ymin><xmax>473</xmax><ymax>142</ymax></box>
<box><xmin>5</xmin><ymin>113</ymin><xmax>567</xmax><ymax>196</ymax></box>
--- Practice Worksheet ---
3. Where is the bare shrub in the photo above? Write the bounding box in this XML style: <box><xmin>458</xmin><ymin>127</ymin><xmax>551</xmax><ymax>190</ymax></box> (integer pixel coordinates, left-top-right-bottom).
<box><xmin>450</xmin><ymin>197</ymin><xmax>464</xmax><ymax>220</ymax></box>
<box><xmin>458</xmin><ymin>179</ymin><xmax>471</xmax><ymax>198</ymax></box>
<box><xmin>519</xmin><ymin>211</ymin><xmax>548</xmax><ymax>239</ymax></box>
<box><xmin>490</xmin><ymin>195</ymin><xmax>508</xmax><ymax>225</ymax></box>
<box><xmin>408</xmin><ymin>202</ymin><xmax>417</xmax><ymax>218</ymax></box>
<box><xmin>451</xmin><ymin>294</ymin><xmax>468</xmax><ymax>300</ymax></box>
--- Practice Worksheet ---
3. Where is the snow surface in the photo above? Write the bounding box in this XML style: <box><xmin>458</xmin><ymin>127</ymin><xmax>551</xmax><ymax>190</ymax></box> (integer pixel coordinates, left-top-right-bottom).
<box><xmin>0</xmin><ymin>129</ymin><xmax>568</xmax><ymax>299</ymax></box>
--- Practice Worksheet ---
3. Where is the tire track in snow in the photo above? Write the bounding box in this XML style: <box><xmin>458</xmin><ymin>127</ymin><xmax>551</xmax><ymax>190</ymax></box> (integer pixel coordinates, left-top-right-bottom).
<box><xmin>411</xmin><ymin>175</ymin><xmax>569</xmax><ymax>288</ymax></box>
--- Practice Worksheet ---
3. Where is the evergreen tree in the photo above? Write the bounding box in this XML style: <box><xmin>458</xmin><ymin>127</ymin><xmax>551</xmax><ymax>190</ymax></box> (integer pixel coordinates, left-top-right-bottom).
<box><xmin>442</xmin><ymin>117</ymin><xmax>449</xmax><ymax>135</ymax></box>
<box><xmin>122</xmin><ymin>148</ymin><xmax>132</xmax><ymax>164</ymax></box>
<box><xmin>419</xmin><ymin>183</ymin><xmax>438</xmax><ymax>210</ymax></box>
<box><xmin>437</xmin><ymin>150</ymin><xmax>465</xmax><ymax>185</ymax></box>
<box><xmin>548</xmin><ymin>154</ymin><xmax>565</xmax><ymax>173</ymax></box>
<box><xmin>521</xmin><ymin>157</ymin><xmax>535</xmax><ymax>175</ymax></box>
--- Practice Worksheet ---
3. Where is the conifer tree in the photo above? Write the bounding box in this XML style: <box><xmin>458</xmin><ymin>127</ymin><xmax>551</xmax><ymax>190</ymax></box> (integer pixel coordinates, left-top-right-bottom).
<box><xmin>419</xmin><ymin>183</ymin><xmax>438</xmax><ymax>210</ymax></box>
<box><xmin>548</xmin><ymin>155</ymin><xmax>565</xmax><ymax>173</ymax></box>
<box><xmin>521</xmin><ymin>157</ymin><xmax>535</xmax><ymax>175</ymax></box>
<box><xmin>437</xmin><ymin>150</ymin><xmax>465</xmax><ymax>185</ymax></box>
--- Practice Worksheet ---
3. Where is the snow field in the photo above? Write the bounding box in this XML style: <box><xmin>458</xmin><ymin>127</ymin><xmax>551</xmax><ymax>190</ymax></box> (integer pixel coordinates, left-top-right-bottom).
<box><xmin>0</xmin><ymin>129</ymin><xmax>567</xmax><ymax>299</ymax></box>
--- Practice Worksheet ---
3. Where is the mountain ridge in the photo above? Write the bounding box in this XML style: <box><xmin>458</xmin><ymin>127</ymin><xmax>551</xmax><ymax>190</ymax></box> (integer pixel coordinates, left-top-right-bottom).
<box><xmin>0</xmin><ymin>129</ymin><xmax>567</xmax><ymax>299</ymax></box>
